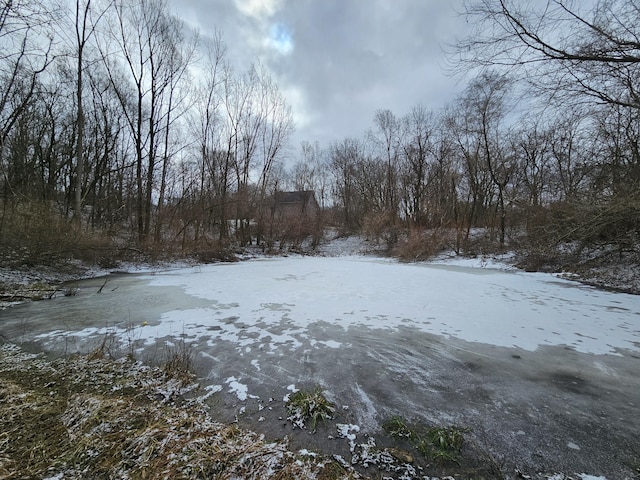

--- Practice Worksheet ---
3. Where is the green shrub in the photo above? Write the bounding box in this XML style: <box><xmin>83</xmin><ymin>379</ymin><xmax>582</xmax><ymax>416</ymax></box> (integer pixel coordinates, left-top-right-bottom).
<box><xmin>286</xmin><ymin>386</ymin><xmax>336</xmax><ymax>432</ymax></box>
<box><xmin>382</xmin><ymin>415</ymin><xmax>466</xmax><ymax>464</ymax></box>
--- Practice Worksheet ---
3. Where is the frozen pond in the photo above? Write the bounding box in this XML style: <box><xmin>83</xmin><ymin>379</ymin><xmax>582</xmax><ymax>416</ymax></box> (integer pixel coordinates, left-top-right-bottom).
<box><xmin>1</xmin><ymin>256</ymin><xmax>639</xmax><ymax>478</ymax></box>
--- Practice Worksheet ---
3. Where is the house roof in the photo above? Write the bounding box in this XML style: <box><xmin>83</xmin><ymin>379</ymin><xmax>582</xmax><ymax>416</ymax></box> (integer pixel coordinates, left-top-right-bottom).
<box><xmin>274</xmin><ymin>190</ymin><xmax>317</xmax><ymax>204</ymax></box>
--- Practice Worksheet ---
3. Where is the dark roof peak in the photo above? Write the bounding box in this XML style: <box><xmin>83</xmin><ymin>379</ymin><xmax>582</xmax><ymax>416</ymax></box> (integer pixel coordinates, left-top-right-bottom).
<box><xmin>274</xmin><ymin>190</ymin><xmax>316</xmax><ymax>204</ymax></box>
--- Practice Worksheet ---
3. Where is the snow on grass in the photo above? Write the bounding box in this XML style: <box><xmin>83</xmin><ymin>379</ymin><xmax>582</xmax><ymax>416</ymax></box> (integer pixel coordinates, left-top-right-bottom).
<box><xmin>336</xmin><ymin>423</ymin><xmax>360</xmax><ymax>452</ymax></box>
<box><xmin>0</xmin><ymin>343</ymin><xmax>362</xmax><ymax>480</ymax></box>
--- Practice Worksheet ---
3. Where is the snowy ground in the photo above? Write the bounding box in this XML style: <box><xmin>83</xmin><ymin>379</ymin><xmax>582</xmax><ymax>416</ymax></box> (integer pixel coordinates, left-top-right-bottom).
<box><xmin>1</xmin><ymin>253</ymin><xmax>639</xmax><ymax>478</ymax></box>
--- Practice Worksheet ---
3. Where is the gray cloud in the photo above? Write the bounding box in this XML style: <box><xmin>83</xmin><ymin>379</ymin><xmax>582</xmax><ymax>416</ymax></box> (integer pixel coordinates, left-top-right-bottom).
<box><xmin>169</xmin><ymin>0</ymin><xmax>466</xmax><ymax>148</ymax></box>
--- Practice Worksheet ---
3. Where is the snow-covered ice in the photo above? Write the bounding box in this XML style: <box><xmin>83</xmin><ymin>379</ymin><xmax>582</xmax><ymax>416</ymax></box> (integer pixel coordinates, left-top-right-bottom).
<box><xmin>135</xmin><ymin>256</ymin><xmax>639</xmax><ymax>355</ymax></box>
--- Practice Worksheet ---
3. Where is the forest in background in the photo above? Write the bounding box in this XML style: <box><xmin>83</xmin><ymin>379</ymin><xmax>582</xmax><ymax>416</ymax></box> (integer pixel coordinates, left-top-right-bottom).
<box><xmin>1</xmin><ymin>0</ymin><xmax>639</xmax><ymax>276</ymax></box>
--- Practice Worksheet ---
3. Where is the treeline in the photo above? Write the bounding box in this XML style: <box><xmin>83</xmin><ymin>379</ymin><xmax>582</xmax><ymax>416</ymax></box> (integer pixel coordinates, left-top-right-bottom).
<box><xmin>1</xmin><ymin>0</ymin><xmax>639</xmax><ymax>271</ymax></box>
<box><xmin>0</xmin><ymin>0</ymin><xmax>294</xmax><ymax>264</ymax></box>
<box><xmin>288</xmin><ymin>0</ymin><xmax>640</xmax><ymax>270</ymax></box>
<box><xmin>293</xmin><ymin>70</ymin><xmax>640</xmax><ymax>267</ymax></box>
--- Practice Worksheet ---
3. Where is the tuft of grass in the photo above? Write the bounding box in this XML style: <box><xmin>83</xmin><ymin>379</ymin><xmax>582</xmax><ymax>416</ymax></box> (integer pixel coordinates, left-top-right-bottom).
<box><xmin>427</xmin><ymin>425</ymin><xmax>465</xmax><ymax>452</ymax></box>
<box><xmin>316</xmin><ymin>459</ymin><xmax>360</xmax><ymax>480</ymax></box>
<box><xmin>161</xmin><ymin>340</ymin><xmax>195</xmax><ymax>386</ymax></box>
<box><xmin>286</xmin><ymin>386</ymin><xmax>336</xmax><ymax>432</ymax></box>
<box><xmin>383</xmin><ymin>415</ymin><xmax>466</xmax><ymax>464</ymax></box>
<box><xmin>87</xmin><ymin>330</ymin><xmax>119</xmax><ymax>360</ymax></box>
<box><xmin>382</xmin><ymin>415</ymin><xmax>416</xmax><ymax>441</ymax></box>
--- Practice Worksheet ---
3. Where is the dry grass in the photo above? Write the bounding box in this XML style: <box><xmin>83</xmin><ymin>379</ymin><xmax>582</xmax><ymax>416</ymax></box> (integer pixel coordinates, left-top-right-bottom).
<box><xmin>0</xmin><ymin>343</ymin><xmax>363</xmax><ymax>480</ymax></box>
<box><xmin>391</xmin><ymin>229</ymin><xmax>453</xmax><ymax>261</ymax></box>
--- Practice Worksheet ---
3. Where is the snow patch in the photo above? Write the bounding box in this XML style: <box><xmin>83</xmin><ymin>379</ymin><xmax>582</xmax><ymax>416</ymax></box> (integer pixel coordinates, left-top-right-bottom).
<box><xmin>199</xmin><ymin>384</ymin><xmax>223</xmax><ymax>401</ymax></box>
<box><xmin>225</xmin><ymin>376</ymin><xmax>249</xmax><ymax>401</ymax></box>
<box><xmin>283</xmin><ymin>384</ymin><xmax>298</xmax><ymax>402</ymax></box>
<box><xmin>298</xmin><ymin>449</ymin><xmax>317</xmax><ymax>457</ymax></box>
<box><xmin>317</xmin><ymin>340</ymin><xmax>342</xmax><ymax>348</ymax></box>
<box><xmin>22</xmin><ymin>256</ymin><xmax>640</xmax><ymax>357</ymax></box>
<box><xmin>336</xmin><ymin>423</ymin><xmax>360</xmax><ymax>452</ymax></box>
<box><xmin>353</xmin><ymin>383</ymin><xmax>377</xmax><ymax>431</ymax></box>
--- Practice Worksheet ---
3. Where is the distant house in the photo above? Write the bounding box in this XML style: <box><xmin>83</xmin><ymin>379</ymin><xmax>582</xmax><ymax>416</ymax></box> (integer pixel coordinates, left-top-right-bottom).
<box><xmin>265</xmin><ymin>190</ymin><xmax>321</xmax><ymax>249</ymax></box>
<box><xmin>273</xmin><ymin>190</ymin><xmax>320</xmax><ymax>221</ymax></box>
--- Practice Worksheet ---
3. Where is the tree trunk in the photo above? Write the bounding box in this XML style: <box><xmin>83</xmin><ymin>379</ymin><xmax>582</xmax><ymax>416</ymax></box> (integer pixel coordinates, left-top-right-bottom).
<box><xmin>74</xmin><ymin>35</ymin><xmax>85</xmax><ymax>225</ymax></box>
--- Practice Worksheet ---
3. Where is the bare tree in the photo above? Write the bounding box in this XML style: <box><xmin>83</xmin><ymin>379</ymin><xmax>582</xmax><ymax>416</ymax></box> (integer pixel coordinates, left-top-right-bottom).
<box><xmin>329</xmin><ymin>138</ymin><xmax>365</xmax><ymax>230</ymax></box>
<box><xmin>84</xmin><ymin>61</ymin><xmax>130</xmax><ymax>230</ymax></box>
<box><xmin>293</xmin><ymin>141</ymin><xmax>331</xmax><ymax>208</ymax></box>
<box><xmin>592</xmin><ymin>102</ymin><xmax>640</xmax><ymax>196</ymax></box>
<box><xmin>213</xmin><ymin>62</ymin><xmax>293</xmax><ymax>245</ymax></box>
<box><xmin>102</xmin><ymin>0</ymin><xmax>194</xmax><ymax>241</ymax></box>
<box><xmin>511</xmin><ymin>120</ymin><xmax>553</xmax><ymax>209</ymax></box>
<box><xmin>452</xmin><ymin>0</ymin><xmax>640</xmax><ymax>110</ymax></box>
<box><xmin>292</xmin><ymin>143</ymin><xmax>317</xmax><ymax>192</ymax></box>
<box><xmin>253</xmin><ymin>63</ymin><xmax>294</xmax><ymax>245</ymax></box>
<box><xmin>547</xmin><ymin>112</ymin><xmax>589</xmax><ymax>201</ymax></box>
<box><xmin>399</xmin><ymin>105</ymin><xmax>433</xmax><ymax>226</ymax></box>
<box><xmin>0</xmin><ymin>0</ymin><xmax>54</xmax><ymax>171</ymax></box>
<box><xmin>446</xmin><ymin>103</ymin><xmax>493</xmax><ymax>241</ymax></box>
<box><xmin>461</xmin><ymin>71</ymin><xmax>516</xmax><ymax>246</ymax></box>
<box><xmin>220</xmin><ymin>62</ymin><xmax>257</xmax><ymax>244</ymax></box>
<box><xmin>153</xmin><ymin>17</ymin><xmax>197</xmax><ymax>242</ymax></box>
<box><xmin>190</xmin><ymin>32</ymin><xmax>228</xmax><ymax>241</ymax></box>
<box><xmin>70</xmin><ymin>0</ymin><xmax>112</xmax><ymax>224</ymax></box>
<box><xmin>369</xmin><ymin>109</ymin><xmax>401</xmax><ymax>214</ymax></box>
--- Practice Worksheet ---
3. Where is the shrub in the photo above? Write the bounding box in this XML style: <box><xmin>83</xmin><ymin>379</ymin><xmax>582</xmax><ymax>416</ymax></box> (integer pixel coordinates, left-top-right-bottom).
<box><xmin>392</xmin><ymin>229</ymin><xmax>452</xmax><ymax>261</ymax></box>
<box><xmin>362</xmin><ymin>210</ymin><xmax>399</xmax><ymax>248</ymax></box>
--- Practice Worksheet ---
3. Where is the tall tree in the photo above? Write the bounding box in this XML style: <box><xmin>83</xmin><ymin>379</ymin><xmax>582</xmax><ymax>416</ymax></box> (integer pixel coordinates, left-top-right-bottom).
<box><xmin>369</xmin><ymin>109</ymin><xmax>401</xmax><ymax>214</ymax></box>
<box><xmin>400</xmin><ymin>105</ymin><xmax>433</xmax><ymax>226</ymax></box>
<box><xmin>71</xmin><ymin>0</ymin><xmax>111</xmax><ymax>223</ymax></box>
<box><xmin>191</xmin><ymin>33</ymin><xmax>228</xmax><ymax>241</ymax></box>
<box><xmin>460</xmin><ymin>71</ymin><xmax>515</xmax><ymax>246</ymax></box>
<box><xmin>329</xmin><ymin>138</ymin><xmax>365</xmax><ymax>230</ymax></box>
<box><xmin>446</xmin><ymin>102</ymin><xmax>492</xmax><ymax>240</ymax></box>
<box><xmin>153</xmin><ymin>14</ymin><xmax>197</xmax><ymax>242</ymax></box>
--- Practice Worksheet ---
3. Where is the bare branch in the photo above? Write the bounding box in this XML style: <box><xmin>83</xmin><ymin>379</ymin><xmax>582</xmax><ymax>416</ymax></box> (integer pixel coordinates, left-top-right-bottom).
<box><xmin>449</xmin><ymin>0</ymin><xmax>640</xmax><ymax>109</ymax></box>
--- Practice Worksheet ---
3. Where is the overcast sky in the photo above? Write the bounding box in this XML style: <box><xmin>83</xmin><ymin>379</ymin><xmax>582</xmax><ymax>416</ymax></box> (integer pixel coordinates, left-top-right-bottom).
<box><xmin>167</xmin><ymin>0</ymin><xmax>467</xmax><ymax>151</ymax></box>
